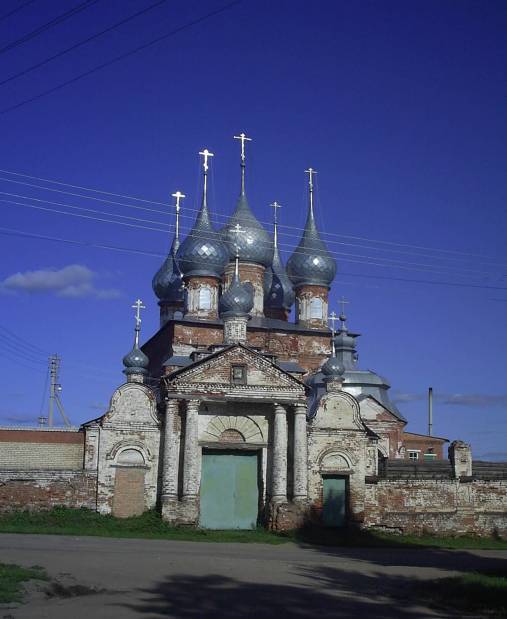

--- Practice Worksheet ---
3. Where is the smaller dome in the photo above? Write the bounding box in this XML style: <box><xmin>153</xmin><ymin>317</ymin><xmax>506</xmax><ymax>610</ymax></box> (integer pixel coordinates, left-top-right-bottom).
<box><xmin>123</xmin><ymin>346</ymin><xmax>149</xmax><ymax>376</ymax></box>
<box><xmin>152</xmin><ymin>237</ymin><xmax>184</xmax><ymax>303</ymax></box>
<box><xmin>219</xmin><ymin>272</ymin><xmax>254</xmax><ymax>318</ymax></box>
<box><xmin>264</xmin><ymin>246</ymin><xmax>295</xmax><ymax>311</ymax></box>
<box><xmin>321</xmin><ymin>352</ymin><xmax>345</xmax><ymax>378</ymax></box>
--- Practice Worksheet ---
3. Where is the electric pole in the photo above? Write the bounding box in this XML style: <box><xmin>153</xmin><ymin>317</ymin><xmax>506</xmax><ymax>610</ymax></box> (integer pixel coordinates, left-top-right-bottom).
<box><xmin>48</xmin><ymin>354</ymin><xmax>71</xmax><ymax>427</ymax></box>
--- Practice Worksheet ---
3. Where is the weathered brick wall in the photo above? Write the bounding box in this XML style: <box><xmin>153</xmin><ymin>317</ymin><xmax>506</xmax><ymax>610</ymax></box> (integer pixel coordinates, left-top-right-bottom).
<box><xmin>0</xmin><ymin>429</ymin><xmax>84</xmax><ymax>470</ymax></box>
<box><xmin>364</xmin><ymin>479</ymin><xmax>507</xmax><ymax>537</ymax></box>
<box><xmin>0</xmin><ymin>470</ymin><xmax>97</xmax><ymax>512</ymax></box>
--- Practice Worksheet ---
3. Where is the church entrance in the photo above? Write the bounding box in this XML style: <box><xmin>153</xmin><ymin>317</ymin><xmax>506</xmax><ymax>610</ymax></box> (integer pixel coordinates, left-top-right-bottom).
<box><xmin>200</xmin><ymin>450</ymin><xmax>259</xmax><ymax>530</ymax></box>
<box><xmin>322</xmin><ymin>475</ymin><xmax>347</xmax><ymax>527</ymax></box>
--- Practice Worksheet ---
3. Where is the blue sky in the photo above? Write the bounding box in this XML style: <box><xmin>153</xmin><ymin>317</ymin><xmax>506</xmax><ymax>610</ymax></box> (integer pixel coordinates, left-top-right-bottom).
<box><xmin>0</xmin><ymin>0</ymin><xmax>506</xmax><ymax>459</ymax></box>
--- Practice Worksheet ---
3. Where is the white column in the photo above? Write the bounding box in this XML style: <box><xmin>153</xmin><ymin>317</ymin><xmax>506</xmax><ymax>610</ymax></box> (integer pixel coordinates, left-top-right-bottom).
<box><xmin>161</xmin><ymin>399</ymin><xmax>180</xmax><ymax>501</ymax></box>
<box><xmin>293</xmin><ymin>403</ymin><xmax>308</xmax><ymax>500</ymax></box>
<box><xmin>182</xmin><ymin>399</ymin><xmax>200</xmax><ymax>499</ymax></box>
<box><xmin>271</xmin><ymin>404</ymin><xmax>288</xmax><ymax>502</ymax></box>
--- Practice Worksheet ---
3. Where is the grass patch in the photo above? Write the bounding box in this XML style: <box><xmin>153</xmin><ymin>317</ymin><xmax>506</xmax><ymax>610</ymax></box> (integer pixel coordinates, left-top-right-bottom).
<box><xmin>0</xmin><ymin>563</ymin><xmax>47</xmax><ymax>604</ymax></box>
<box><xmin>0</xmin><ymin>508</ymin><xmax>506</xmax><ymax>549</ymax></box>
<box><xmin>419</xmin><ymin>571</ymin><xmax>507</xmax><ymax>617</ymax></box>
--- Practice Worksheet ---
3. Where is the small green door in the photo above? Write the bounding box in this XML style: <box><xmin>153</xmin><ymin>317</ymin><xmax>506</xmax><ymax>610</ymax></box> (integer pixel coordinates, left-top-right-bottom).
<box><xmin>322</xmin><ymin>476</ymin><xmax>347</xmax><ymax>527</ymax></box>
<box><xmin>200</xmin><ymin>451</ymin><xmax>258</xmax><ymax>530</ymax></box>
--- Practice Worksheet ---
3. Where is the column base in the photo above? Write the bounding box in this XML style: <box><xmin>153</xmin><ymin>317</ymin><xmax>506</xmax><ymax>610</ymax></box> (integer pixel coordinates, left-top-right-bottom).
<box><xmin>267</xmin><ymin>499</ymin><xmax>309</xmax><ymax>531</ymax></box>
<box><xmin>179</xmin><ymin>495</ymin><xmax>199</xmax><ymax>526</ymax></box>
<box><xmin>161</xmin><ymin>494</ymin><xmax>180</xmax><ymax>524</ymax></box>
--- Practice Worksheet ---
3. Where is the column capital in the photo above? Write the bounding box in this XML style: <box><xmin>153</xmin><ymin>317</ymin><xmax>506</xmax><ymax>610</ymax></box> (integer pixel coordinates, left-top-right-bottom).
<box><xmin>294</xmin><ymin>403</ymin><xmax>307</xmax><ymax>415</ymax></box>
<box><xmin>186</xmin><ymin>399</ymin><xmax>200</xmax><ymax>413</ymax></box>
<box><xmin>165</xmin><ymin>399</ymin><xmax>179</xmax><ymax>413</ymax></box>
<box><xmin>274</xmin><ymin>403</ymin><xmax>286</xmax><ymax>415</ymax></box>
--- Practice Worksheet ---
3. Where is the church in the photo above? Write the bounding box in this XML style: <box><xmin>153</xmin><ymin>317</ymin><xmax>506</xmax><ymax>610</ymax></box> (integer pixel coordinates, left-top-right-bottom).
<box><xmin>80</xmin><ymin>134</ymin><xmax>449</xmax><ymax>530</ymax></box>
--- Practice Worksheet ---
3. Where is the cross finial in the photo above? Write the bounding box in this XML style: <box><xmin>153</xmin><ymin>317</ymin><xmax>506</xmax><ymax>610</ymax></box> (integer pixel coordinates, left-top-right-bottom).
<box><xmin>339</xmin><ymin>296</ymin><xmax>349</xmax><ymax>320</ymax></box>
<box><xmin>171</xmin><ymin>190</ymin><xmax>185</xmax><ymax>212</ymax></box>
<box><xmin>305</xmin><ymin>167</ymin><xmax>317</xmax><ymax>190</ymax></box>
<box><xmin>132</xmin><ymin>299</ymin><xmax>146</xmax><ymax>329</ymax></box>
<box><xmin>232</xmin><ymin>223</ymin><xmax>242</xmax><ymax>276</ymax></box>
<box><xmin>199</xmin><ymin>148</ymin><xmax>214</xmax><ymax>172</ymax></box>
<box><xmin>234</xmin><ymin>132</ymin><xmax>252</xmax><ymax>163</ymax></box>
<box><xmin>171</xmin><ymin>190</ymin><xmax>185</xmax><ymax>241</ymax></box>
<box><xmin>270</xmin><ymin>201</ymin><xmax>282</xmax><ymax>248</ymax></box>
<box><xmin>328</xmin><ymin>311</ymin><xmax>339</xmax><ymax>337</ymax></box>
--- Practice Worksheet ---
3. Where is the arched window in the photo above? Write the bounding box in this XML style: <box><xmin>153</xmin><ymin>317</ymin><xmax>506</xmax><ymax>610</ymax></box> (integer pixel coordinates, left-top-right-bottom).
<box><xmin>310</xmin><ymin>297</ymin><xmax>323</xmax><ymax>319</ymax></box>
<box><xmin>199</xmin><ymin>287</ymin><xmax>211</xmax><ymax>310</ymax></box>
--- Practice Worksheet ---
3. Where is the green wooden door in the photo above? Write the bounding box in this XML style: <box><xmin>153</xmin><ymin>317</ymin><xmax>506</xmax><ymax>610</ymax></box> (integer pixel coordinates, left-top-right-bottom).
<box><xmin>200</xmin><ymin>451</ymin><xmax>258</xmax><ymax>530</ymax></box>
<box><xmin>322</xmin><ymin>476</ymin><xmax>347</xmax><ymax>527</ymax></box>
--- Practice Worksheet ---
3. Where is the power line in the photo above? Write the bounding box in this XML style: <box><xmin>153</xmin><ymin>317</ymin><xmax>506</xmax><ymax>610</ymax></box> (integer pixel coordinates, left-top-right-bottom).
<box><xmin>0</xmin><ymin>0</ymin><xmax>100</xmax><ymax>56</ymax></box>
<box><xmin>1</xmin><ymin>223</ymin><xmax>506</xmax><ymax>293</ymax></box>
<box><xmin>0</xmin><ymin>0</ymin><xmax>170</xmax><ymax>87</ymax></box>
<box><xmin>1</xmin><ymin>194</ymin><xmax>501</xmax><ymax>280</ymax></box>
<box><xmin>0</xmin><ymin>168</ymin><xmax>504</xmax><ymax>268</ymax></box>
<box><xmin>0</xmin><ymin>0</ymin><xmax>36</xmax><ymax>23</ymax></box>
<box><xmin>0</xmin><ymin>191</ymin><xmax>505</xmax><ymax>280</ymax></box>
<box><xmin>0</xmin><ymin>0</ymin><xmax>242</xmax><ymax>114</ymax></box>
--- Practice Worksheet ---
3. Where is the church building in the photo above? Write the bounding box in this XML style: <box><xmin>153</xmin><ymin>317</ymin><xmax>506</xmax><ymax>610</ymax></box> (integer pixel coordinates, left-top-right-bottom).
<box><xmin>82</xmin><ymin>135</ymin><xmax>448</xmax><ymax>530</ymax></box>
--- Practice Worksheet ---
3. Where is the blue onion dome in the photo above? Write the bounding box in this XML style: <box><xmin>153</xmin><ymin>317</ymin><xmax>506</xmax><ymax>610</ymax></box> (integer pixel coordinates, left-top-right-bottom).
<box><xmin>287</xmin><ymin>205</ymin><xmax>336</xmax><ymax>288</ymax></box>
<box><xmin>176</xmin><ymin>197</ymin><xmax>228</xmax><ymax>279</ymax></box>
<box><xmin>152</xmin><ymin>236</ymin><xmax>184</xmax><ymax>303</ymax></box>
<box><xmin>221</xmin><ymin>192</ymin><xmax>274</xmax><ymax>268</ymax></box>
<box><xmin>219</xmin><ymin>271</ymin><xmax>254</xmax><ymax>318</ymax></box>
<box><xmin>321</xmin><ymin>349</ymin><xmax>345</xmax><ymax>378</ymax></box>
<box><xmin>264</xmin><ymin>246</ymin><xmax>295</xmax><ymax>311</ymax></box>
<box><xmin>123</xmin><ymin>345</ymin><xmax>149</xmax><ymax>376</ymax></box>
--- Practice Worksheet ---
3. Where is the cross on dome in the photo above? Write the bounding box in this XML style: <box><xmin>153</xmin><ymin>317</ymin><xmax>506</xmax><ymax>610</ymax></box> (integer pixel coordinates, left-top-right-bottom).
<box><xmin>305</xmin><ymin>167</ymin><xmax>317</xmax><ymax>190</ymax></box>
<box><xmin>328</xmin><ymin>310</ymin><xmax>339</xmax><ymax>336</ymax></box>
<box><xmin>234</xmin><ymin>132</ymin><xmax>252</xmax><ymax>162</ymax></box>
<box><xmin>199</xmin><ymin>149</ymin><xmax>214</xmax><ymax>172</ymax></box>
<box><xmin>132</xmin><ymin>299</ymin><xmax>146</xmax><ymax>328</ymax></box>
<box><xmin>339</xmin><ymin>296</ymin><xmax>349</xmax><ymax>320</ymax></box>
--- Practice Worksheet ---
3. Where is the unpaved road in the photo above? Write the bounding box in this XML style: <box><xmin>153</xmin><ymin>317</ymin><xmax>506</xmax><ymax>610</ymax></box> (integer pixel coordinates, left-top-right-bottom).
<box><xmin>1</xmin><ymin>534</ymin><xmax>506</xmax><ymax>618</ymax></box>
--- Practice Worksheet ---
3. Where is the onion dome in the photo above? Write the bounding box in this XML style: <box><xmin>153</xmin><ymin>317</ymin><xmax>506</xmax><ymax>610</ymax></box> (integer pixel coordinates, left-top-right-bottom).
<box><xmin>152</xmin><ymin>236</ymin><xmax>184</xmax><ymax>303</ymax></box>
<box><xmin>123</xmin><ymin>346</ymin><xmax>149</xmax><ymax>376</ymax></box>
<box><xmin>123</xmin><ymin>299</ymin><xmax>149</xmax><ymax>377</ymax></box>
<box><xmin>287</xmin><ymin>168</ymin><xmax>336</xmax><ymax>288</ymax></box>
<box><xmin>177</xmin><ymin>151</ymin><xmax>229</xmax><ymax>279</ymax></box>
<box><xmin>264</xmin><ymin>203</ymin><xmax>294</xmax><ymax>311</ymax></box>
<box><xmin>221</xmin><ymin>133</ymin><xmax>273</xmax><ymax>267</ymax></box>
<box><xmin>321</xmin><ymin>349</ymin><xmax>345</xmax><ymax>378</ymax></box>
<box><xmin>219</xmin><ymin>261</ymin><xmax>254</xmax><ymax>318</ymax></box>
<box><xmin>221</xmin><ymin>194</ymin><xmax>274</xmax><ymax>267</ymax></box>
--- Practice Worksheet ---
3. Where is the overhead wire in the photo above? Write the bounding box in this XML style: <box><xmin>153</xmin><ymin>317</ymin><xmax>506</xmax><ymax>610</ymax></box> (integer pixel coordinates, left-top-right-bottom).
<box><xmin>0</xmin><ymin>0</ymin><xmax>36</xmax><ymax>23</ymax></box>
<box><xmin>0</xmin><ymin>0</ymin><xmax>170</xmax><ymax>87</ymax></box>
<box><xmin>0</xmin><ymin>0</ymin><xmax>243</xmax><ymax>114</ymax></box>
<box><xmin>0</xmin><ymin>0</ymin><xmax>100</xmax><ymax>56</ymax></box>
<box><xmin>0</xmin><ymin>168</ymin><xmax>504</xmax><ymax>267</ymax></box>
<box><xmin>1</xmin><ymin>224</ymin><xmax>507</xmax><ymax>293</ymax></box>
<box><xmin>1</xmin><ymin>194</ymin><xmax>505</xmax><ymax>282</ymax></box>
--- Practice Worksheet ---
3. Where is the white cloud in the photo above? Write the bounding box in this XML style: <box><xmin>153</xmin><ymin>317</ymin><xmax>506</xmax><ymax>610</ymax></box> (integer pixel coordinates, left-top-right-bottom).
<box><xmin>0</xmin><ymin>264</ymin><xmax>121</xmax><ymax>300</ymax></box>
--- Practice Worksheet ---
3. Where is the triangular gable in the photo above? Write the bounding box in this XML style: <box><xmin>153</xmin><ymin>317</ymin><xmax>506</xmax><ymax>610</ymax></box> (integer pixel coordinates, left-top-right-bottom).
<box><xmin>166</xmin><ymin>343</ymin><xmax>307</xmax><ymax>393</ymax></box>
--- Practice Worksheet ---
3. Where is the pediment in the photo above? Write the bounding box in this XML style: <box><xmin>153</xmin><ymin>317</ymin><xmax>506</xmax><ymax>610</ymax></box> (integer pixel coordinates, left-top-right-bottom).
<box><xmin>167</xmin><ymin>344</ymin><xmax>306</xmax><ymax>394</ymax></box>
<box><xmin>102</xmin><ymin>382</ymin><xmax>160</xmax><ymax>427</ymax></box>
<box><xmin>312</xmin><ymin>391</ymin><xmax>364</xmax><ymax>431</ymax></box>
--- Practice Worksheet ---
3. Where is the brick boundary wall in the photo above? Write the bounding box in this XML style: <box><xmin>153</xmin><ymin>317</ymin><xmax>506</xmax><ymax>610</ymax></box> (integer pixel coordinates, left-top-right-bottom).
<box><xmin>363</xmin><ymin>479</ymin><xmax>507</xmax><ymax>537</ymax></box>
<box><xmin>0</xmin><ymin>470</ymin><xmax>97</xmax><ymax>512</ymax></box>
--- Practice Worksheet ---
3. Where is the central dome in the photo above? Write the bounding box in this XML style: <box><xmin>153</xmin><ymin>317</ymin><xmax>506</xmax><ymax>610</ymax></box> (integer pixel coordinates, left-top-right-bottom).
<box><xmin>221</xmin><ymin>193</ymin><xmax>274</xmax><ymax>268</ymax></box>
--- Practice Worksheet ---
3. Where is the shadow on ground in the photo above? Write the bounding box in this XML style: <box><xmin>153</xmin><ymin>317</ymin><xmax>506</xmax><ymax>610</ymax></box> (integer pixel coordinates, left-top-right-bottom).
<box><xmin>119</xmin><ymin>555</ymin><xmax>507</xmax><ymax>618</ymax></box>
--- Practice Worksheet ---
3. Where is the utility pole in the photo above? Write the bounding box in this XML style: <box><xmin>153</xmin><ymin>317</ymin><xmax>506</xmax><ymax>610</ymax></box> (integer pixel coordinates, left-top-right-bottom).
<box><xmin>48</xmin><ymin>354</ymin><xmax>71</xmax><ymax>427</ymax></box>
<box><xmin>428</xmin><ymin>387</ymin><xmax>433</xmax><ymax>436</ymax></box>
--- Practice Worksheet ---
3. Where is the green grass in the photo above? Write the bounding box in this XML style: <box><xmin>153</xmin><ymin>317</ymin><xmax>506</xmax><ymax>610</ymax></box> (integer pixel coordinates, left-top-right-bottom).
<box><xmin>0</xmin><ymin>563</ymin><xmax>48</xmax><ymax>604</ymax></box>
<box><xmin>419</xmin><ymin>571</ymin><xmax>507</xmax><ymax>617</ymax></box>
<box><xmin>0</xmin><ymin>507</ymin><xmax>506</xmax><ymax>549</ymax></box>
